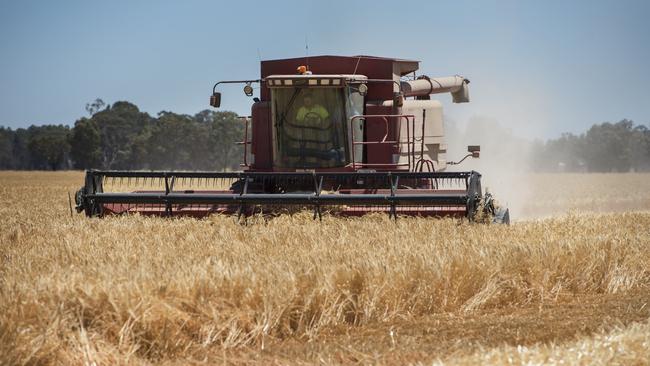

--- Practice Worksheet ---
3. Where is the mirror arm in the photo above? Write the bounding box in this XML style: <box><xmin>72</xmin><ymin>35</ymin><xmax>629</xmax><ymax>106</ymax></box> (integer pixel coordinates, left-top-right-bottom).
<box><xmin>212</xmin><ymin>79</ymin><xmax>263</xmax><ymax>94</ymax></box>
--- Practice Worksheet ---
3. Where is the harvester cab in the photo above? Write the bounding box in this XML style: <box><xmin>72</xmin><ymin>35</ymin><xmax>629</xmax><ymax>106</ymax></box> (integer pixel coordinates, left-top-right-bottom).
<box><xmin>75</xmin><ymin>55</ymin><xmax>509</xmax><ymax>224</ymax></box>
<box><xmin>265</xmin><ymin>73</ymin><xmax>367</xmax><ymax>169</ymax></box>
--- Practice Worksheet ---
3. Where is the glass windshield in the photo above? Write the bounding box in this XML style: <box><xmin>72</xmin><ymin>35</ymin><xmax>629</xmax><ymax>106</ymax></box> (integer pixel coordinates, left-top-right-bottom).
<box><xmin>272</xmin><ymin>87</ymin><xmax>348</xmax><ymax>168</ymax></box>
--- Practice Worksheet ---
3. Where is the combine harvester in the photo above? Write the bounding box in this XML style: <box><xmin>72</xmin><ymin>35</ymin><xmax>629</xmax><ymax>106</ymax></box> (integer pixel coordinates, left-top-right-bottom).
<box><xmin>75</xmin><ymin>55</ymin><xmax>509</xmax><ymax>223</ymax></box>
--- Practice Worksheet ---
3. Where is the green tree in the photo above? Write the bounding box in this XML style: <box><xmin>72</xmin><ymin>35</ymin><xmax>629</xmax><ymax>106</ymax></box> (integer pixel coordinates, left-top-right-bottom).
<box><xmin>0</xmin><ymin>127</ymin><xmax>15</xmax><ymax>169</ymax></box>
<box><xmin>85</xmin><ymin>98</ymin><xmax>106</xmax><ymax>116</ymax></box>
<box><xmin>70</xmin><ymin>118</ymin><xmax>102</xmax><ymax>169</ymax></box>
<box><xmin>584</xmin><ymin>120</ymin><xmax>634</xmax><ymax>172</ymax></box>
<box><xmin>146</xmin><ymin>111</ymin><xmax>210</xmax><ymax>170</ymax></box>
<box><xmin>92</xmin><ymin>101</ymin><xmax>153</xmax><ymax>169</ymax></box>
<box><xmin>12</xmin><ymin>128</ymin><xmax>31</xmax><ymax>169</ymax></box>
<box><xmin>543</xmin><ymin>133</ymin><xmax>585</xmax><ymax>172</ymax></box>
<box><xmin>194</xmin><ymin>110</ymin><xmax>244</xmax><ymax>171</ymax></box>
<box><xmin>629</xmin><ymin>124</ymin><xmax>650</xmax><ymax>171</ymax></box>
<box><xmin>26</xmin><ymin>125</ymin><xmax>71</xmax><ymax>170</ymax></box>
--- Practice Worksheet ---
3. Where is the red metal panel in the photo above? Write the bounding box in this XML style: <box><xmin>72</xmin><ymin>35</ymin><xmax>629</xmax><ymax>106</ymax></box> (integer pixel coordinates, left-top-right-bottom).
<box><xmin>260</xmin><ymin>56</ymin><xmax>397</xmax><ymax>101</ymax></box>
<box><xmin>364</xmin><ymin>104</ymin><xmax>403</xmax><ymax>169</ymax></box>
<box><xmin>251</xmin><ymin>101</ymin><xmax>272</xmax><ymax>170</ymax></box>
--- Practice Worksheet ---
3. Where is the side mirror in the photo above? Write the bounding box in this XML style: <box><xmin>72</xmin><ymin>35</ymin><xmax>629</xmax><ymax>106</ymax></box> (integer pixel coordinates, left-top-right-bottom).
<box><xmin>468</xmin><ymin>145</ymin><xmax>480</xmax><ymax>158</ymax></box>
<box><xmin>210</xmin><ymin>92</ymin><xmax>221</xmax><ymax>108</ymax></box>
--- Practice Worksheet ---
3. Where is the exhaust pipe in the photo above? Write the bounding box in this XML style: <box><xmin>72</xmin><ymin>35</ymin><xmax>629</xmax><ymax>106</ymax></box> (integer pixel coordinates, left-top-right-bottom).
<box><xmin>400</xmin><ymin>75</ymin><xmax>470</xmax><ymax>103</ymax></box>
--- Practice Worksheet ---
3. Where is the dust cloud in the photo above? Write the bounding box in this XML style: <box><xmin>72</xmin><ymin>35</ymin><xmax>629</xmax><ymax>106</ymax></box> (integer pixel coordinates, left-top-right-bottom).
<box><xmin>444</xmin><ymin>116</ymin><xmax>536</xmax><ymax>220</ymax></box>
<box><xmin>442</xmin><ymin>116</ymin><xmax>650</xmax><ymax>221</ymax></box>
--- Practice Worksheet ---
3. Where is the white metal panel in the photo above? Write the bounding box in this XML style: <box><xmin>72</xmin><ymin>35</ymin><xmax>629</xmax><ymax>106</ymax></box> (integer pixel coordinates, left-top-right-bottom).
<box><xmin>400</xmin><ymin>99</ymin><xmax>447</xmax><ymax>171</ymax></box>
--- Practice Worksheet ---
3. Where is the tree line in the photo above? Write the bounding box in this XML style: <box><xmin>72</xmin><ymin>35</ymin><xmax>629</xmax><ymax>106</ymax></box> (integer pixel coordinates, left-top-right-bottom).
<box><xmin>0</xmin><ymin>100</ymin><xmax>245</xmax><ymax>171</ymax></box>
<box><xmin>531</xmin><ymin>119</ymin><xmax>650</xmax><ymax>172</ymax></box>
<box><xmin>0</xmin><ymin>100</ymin><xmax>648</xmax><ymax>172</ymax></box>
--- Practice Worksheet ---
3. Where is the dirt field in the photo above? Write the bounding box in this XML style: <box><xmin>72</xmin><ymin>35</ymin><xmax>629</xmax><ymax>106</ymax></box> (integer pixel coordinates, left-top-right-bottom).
<box><xmin>1</xmin><ymin>171</ymin><xmax>649</xmax><ymax>365</ymax></box>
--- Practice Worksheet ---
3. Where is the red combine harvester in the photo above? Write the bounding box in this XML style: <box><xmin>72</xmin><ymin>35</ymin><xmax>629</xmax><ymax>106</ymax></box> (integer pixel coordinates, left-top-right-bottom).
<box><xmin>75</xmin><ymin>55</ymin><xmax>509</xmax><ymax>223</ymax></box>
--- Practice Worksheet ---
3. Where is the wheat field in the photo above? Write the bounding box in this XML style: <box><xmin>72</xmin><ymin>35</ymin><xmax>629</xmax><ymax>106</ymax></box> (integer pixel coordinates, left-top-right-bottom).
<box><xmin>1</xmin><ymin>171</ymin><xmax>649</xmax><ymax>365</ymax></box>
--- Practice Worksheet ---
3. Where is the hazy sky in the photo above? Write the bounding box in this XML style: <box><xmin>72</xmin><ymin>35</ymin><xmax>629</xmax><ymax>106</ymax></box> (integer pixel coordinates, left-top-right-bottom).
<box><xmin>1</xmin><ymin>0</ymin><xmax>649</xmax><ymax>138</ymax></box>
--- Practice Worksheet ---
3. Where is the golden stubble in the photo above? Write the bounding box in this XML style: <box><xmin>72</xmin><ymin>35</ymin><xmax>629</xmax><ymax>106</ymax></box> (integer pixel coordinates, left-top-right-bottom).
<box><xmin>0</xmin><ymin>171</ymin><xmax>649</xmax><ymax>365</ymax></box>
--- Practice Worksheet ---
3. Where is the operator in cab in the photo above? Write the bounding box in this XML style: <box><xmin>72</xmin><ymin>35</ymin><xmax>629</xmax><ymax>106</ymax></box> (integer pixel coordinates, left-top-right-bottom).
<box><xmin>296</xmin><ymin>93</ymin><xmax>329</xmax><ymax>123</ymax></box>
<box><xmin>281</xmin><ymin>90</ymin><xmax>344</xmax><ymax>168</ymax></box>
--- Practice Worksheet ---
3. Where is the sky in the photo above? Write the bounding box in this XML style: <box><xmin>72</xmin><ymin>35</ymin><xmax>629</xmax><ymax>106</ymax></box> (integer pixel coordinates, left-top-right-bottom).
<box><xmin>1</xmin><ymin>0</ymin><xmax>649</xmax><ymax>139</ymax></box>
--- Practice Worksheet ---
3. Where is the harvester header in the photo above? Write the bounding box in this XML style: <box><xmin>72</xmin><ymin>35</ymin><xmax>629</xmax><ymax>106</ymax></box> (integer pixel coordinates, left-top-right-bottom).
<box><xmin>75</xmin><ymin>55</ymin><xmax>509</xmax><ymax>223</ymax></box>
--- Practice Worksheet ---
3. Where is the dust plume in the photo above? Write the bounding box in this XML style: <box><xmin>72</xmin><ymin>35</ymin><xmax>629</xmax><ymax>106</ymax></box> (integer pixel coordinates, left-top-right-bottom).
<box><xmin>445</xmin><ymin>115</ymin><xmax>535</xmax><ymax>220</ymax></box>
<box><xmin>443</xmin><ymin>116</ymin><xmax>650</xmax><ymax>219</ymax></box>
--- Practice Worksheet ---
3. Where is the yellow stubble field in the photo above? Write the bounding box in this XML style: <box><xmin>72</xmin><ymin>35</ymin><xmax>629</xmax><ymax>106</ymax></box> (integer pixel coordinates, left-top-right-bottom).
<box><xmin>1</xmin><ymin>171</ymin><xmax>649</xmax><ymax>365</ymax></box>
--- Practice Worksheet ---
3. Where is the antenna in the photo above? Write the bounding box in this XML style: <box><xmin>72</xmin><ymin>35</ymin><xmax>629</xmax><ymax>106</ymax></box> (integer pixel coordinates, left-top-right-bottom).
<box><xmin>352</xmin><ymin>55</ymin><xmax>362</xmax><ymax>75</ymax></box>
<box><xmin>256</xmin><ymin>48</ymin><xmax>262</xmax><ymax>62</ymax></box>
<box><xmin>305</xmin><ymin>36</ymin><xmax>309</xmax><ymax>71</ymax></box>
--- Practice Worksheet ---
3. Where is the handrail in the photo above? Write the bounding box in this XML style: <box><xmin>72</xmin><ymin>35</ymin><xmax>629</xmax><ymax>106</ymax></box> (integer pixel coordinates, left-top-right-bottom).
<box><xmin>349</xmin><ymin>114</ymin><xmax>416</xmax><ymax>170</ymax></box>
<box><xmin>236</xmin><ymin>116</ymin><xmax>252</xmax><ymax>167</ymax></box>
